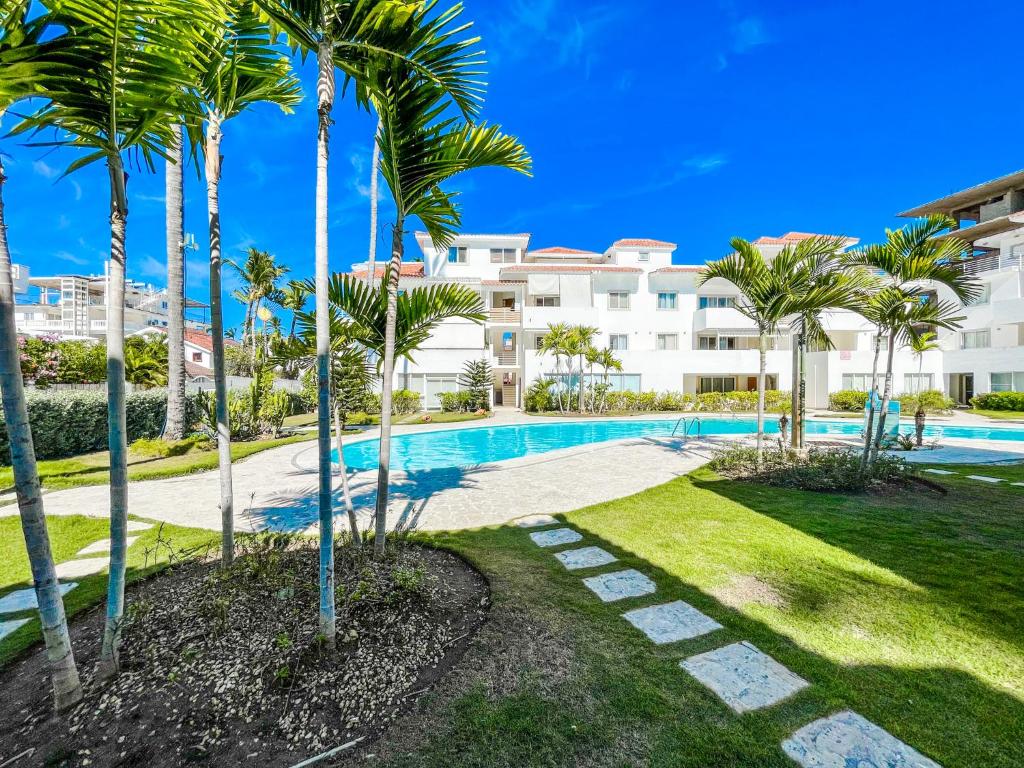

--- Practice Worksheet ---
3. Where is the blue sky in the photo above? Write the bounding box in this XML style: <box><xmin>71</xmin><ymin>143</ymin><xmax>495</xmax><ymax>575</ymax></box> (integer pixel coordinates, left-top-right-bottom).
<box><xmin>4</xmin><ymin>0</ymin><xmax>1023</xmax><ymax>329</ymax></box>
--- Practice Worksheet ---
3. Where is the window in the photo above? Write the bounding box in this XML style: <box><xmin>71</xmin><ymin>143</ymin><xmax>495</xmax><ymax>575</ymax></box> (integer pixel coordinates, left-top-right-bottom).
<box><xmin>489</xmin><ymin>248</ymin><xmax>516</xmax><ymax>264</ymax></box>
<box><xmin>191</xmin><ymin>352</ymin><xmax>202</xmax><ymax>363</ymax></box>
<box><xmin>841</xmin><ymin>373</ymin><xmax>874</xmax><ymax>391</ymax></box>
<box><xmin>548</xmin><ymin>373</ymin><xmax>641</xmax><ymax>393</ymax></box>
<box><xmin>967</xmin><ymin>284</ymin><xmax>991</xmax><ymax>305</ymax></box>
<box><xmin>608</xmin><ymin>291</ymin><xmax>630</xmax><ymax>310</ymax></box>
<box><xmin>990</xmin><ymin>372</ymin><xmax>1024</xmax><ymax>391</ymax></box>
<box><xmin>961</xmin><ymin>329</ymin><xmax>990</xmax><ymax>349</ymax></box>
<box><xmin>698</xmin><ymin>376</ymin><xmax>736</xmax><ymax>393</ymax></box>
<box><xmin>718</xmin><ymin>336</ymin><xmax>737</xmax><ymax>350</ymax></box>
<box><xmin>534</xmin><ymin>295</ymin><xmax>559</xmax><ymax>307</ymax></box>
<box><xmin>656</xmin><ymin>333</ymin><xmax>678</xmax><ymax>351</ymax></box>
<box><xmin>904</xmin><ymin>373</ymin><xmax>933</xmax><ymax>392</ymax></box>
<box><xmin>609</xmin><ymin>334</ymin><xmax>629</xmax><ymax>351</ymax></box>
<box><xmin>535</xmin><ymin>334</ymin><xmax>546</xmax><ymax>350</ymax></box>
<box><xmin>698</xmin><ymin>295</ymin><xmax>735</xmax><ymax>309</ymax></box>
<box><xmin>638</xmin><ymin>251</ymin><xmax>650</xmax><ymax>262</ymax></box>
<box><xmin>656</xmin><ymin>292</ymin><xmax>677</xmax><ymax>310</ymax></box>
<box><xmin>697</xmin><ymin>335</ymin><xmax>715</xmax><ymax>350</ymax></box>
<box><xmin>447</xmin><ymin>246</ymin><xmax>468</xmax><ymax>264</ymax></box>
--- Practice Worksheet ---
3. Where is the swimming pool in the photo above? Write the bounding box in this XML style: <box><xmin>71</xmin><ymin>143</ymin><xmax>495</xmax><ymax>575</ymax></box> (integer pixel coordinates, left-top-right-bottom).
<box><xmin>338</xmin><ymin>418</ymin><xmax>1024</xmax><ymax>471</ymax></box>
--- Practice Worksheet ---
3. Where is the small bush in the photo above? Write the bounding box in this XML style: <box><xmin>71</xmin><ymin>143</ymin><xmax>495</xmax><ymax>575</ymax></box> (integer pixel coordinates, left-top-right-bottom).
<box><xmin>829</xmin><ymin>390</ymin><xmax>869</xmax><ymax>412</ymax></box>
<box><xmin>130</xmin><ymin>435</ymin><xmax>213</xmax><ymax>458</ymax></box>
<box><xmin>709</xmin><ymin>445</ymin><xmax>911</xmax><ymax>493</ymax></box>
<box><xmin>439</xmin><ymin>390</ymin><xmax>477</xmax><ymax>413</ymax></box>
<box><xmin>524</xmin><ymin>378</ymin><xmax>555</xmax><ymax>413</ymax></box>
<box><xmin>363</xmin><ymin>390</ymin><xmax>421</xmax><ymax>415</ymax></box>
<box><xmin>972</xmin><ymin>391</ymin><xmax>1024</xmax><ymax>411</ymax></box>
<box><xmin>897</xmin><ymin>389</ymin><xmax>954</xmax><ymax>415</ymax></box>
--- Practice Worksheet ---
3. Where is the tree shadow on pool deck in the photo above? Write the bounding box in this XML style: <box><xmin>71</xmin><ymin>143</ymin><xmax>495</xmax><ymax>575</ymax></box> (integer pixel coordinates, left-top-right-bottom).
<box><xmin>418</xmin><ymin>520</ymin><xmax>1024</xmax><ymax>768</ymax></box>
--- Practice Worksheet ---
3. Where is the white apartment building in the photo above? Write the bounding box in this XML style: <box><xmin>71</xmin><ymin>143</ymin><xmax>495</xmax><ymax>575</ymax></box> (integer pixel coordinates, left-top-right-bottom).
<box><xmin>12</xmin><ymin>263</ymin><xmax>208</xmax><ymax>340</ymax></box>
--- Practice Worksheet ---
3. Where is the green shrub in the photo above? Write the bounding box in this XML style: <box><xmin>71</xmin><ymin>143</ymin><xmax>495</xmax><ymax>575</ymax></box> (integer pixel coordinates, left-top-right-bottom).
<box><xmin>709</xmin><ymin>445</ymin><xmax>911</xmax><ymax>492</ymax></box>
<box><xmin>439</xmin><ymin>390</ymin><xmax>477</xmax><ymax>413</ymax></box>
<box><xmin>829</xmin><ymin>390</ymin><xmax>869</xmax><ymax>411</ymax></box>
<box><xmin>524</xmin><ymin>378</ymin><xmax>555</xmax><ymax>413</ymax></box>
<box><xmin>129</xmin><ymin>435</ymin><xmax>213</xmax><ymax>458</ymax></box>
<box><xmin>364</xmin><ymin>390</ymin><xmax>421</xmax><ymax>415</ymax></box>
<box><xmin>897</xmin><ymin>389</ymin><xmax>954</xmax><ymax>415</ymax></box>
<box><xmin>971</xmin><ymin>391</ymin><xmax>1024</xmax><ymax>411</ymax></box>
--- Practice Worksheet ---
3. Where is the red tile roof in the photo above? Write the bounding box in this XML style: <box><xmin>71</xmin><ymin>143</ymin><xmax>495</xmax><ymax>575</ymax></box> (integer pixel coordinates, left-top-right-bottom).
<box><xmin>529</xmin><ymin>246</ymin><xmax>600</xmax><ymax>256</ymax></box>
<box><xmin>612</xmin><ymin>238</ymin><xmax>677</xmax><ymax>249</ymax></box>
<box><xmin>500</xmin><ymin>264</ymin><xmax>642</xmax><ymax>273</ymax></box>
<box><xmin>185</xmin><ymin>360</ymin><xmax>214</xmax><ymax>379</ymax></box>
<box><xmin>184</xmin><ymin>329</ymin><xmax>239</xmax><ymax>351</ymax></box>
<box><xmin>650</xmin><ymin>266</ymin><xmax>702</xmax><ymax>273</ymax></box>
<box><xmin>351</xmin><ymin>263</ymin><xmax>425</xmax><ymax>279</ymax></box>
<box><xmin>753</xmin><ymin>232</ymin><xmax>854</xmax><ymax>246</ymax></box>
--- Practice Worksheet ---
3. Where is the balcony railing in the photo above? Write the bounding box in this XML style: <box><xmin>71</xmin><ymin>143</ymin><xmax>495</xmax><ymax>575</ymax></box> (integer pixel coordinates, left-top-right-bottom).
<box><xmin>953</xmin><ymin>252</ymin><xmax>1024</xmax><ymax>275</ymax></box>
<box><xmin>493</xmin><ymin>350</ymin><xmax>517</xmax><ymax>366</ymax></box>
<box><xmin>487</xmin><ymin>307</ymin><xmax>521</xmax><ymax>324</ymax></box>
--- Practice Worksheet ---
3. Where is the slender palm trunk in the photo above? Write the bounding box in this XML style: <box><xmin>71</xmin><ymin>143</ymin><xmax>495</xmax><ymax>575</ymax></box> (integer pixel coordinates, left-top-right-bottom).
<box><xmin>860</xmin><ymin>331</ymin><xmax>883</xmax><ymax>470</ymax></box>
<box><xmin>315</xmin><ymin>40</ymin><xmax>336</xmax><ymax>642</ymax></box>
<box><xmin>99</xmin><ymin>157</ymin><xmax>130</xmax><ymax>678</ymax></box>
<box><xmin>164</xmin><ymin>124</ymin><xmax>186</xmax><ymax>440</ymax></box>
<box><xmin>333</xmin><ymin>402</ymin><xmax>360</xmax><ymax>546</ymax></box>
<box><xmin>755</xmin><ymin>332</ymin><xmax>767</xmax><ymax>465</ymax></box>
<box><xmin>375</xmin><ymin>217</ymin><xmax>404</xmax><ymax>558</ymax></box>
<box><xmin>870</xmin><ymin>334</ymin><xmax>897</xmax><ymax>465</ymax></box>
<box><xmin>366</xmin><ymin>117</ymin><xmax>381</xmax><ymax>287</ymax></box>
<box><xmin>0</xmin><ymin>150</ymin><xmax>83</xmax><ymax>709</ymax></box>
<box><xmin>577</xmin><ymin>353</ymin><xmax>585</xmax><ymax>414</ymax></box>
<box><xmin>790</xmin><ymin>329</ymin><xmax>800</xmax><ymax>448</ymax></box>
<box><xmin>205</xmin><ymin>113</ymin><xmax>234</xmax><ymax>567</ymax></box>
<box><xmin>797</xmin><ymin>334</ymin><xmax>807</xmax><ymax>448</ymax></box>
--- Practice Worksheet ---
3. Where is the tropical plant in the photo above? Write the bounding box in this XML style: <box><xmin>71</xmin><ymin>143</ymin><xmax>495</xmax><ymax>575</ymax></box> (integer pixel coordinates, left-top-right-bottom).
<box><xmin>9</xmin><ymin>0</ymin><xmax>219</xmax><ymax>677</ymax></box>
<box><xmin>700</xmin><ymin>236</ymin><xmax>866</xmax><ymax>464</ymax></box>
<box><xmin>125</xmin><ymin>337</ymin><xmax>169</xmax><ymax>388</ymax></box>
<box><xmin>563</xmin><ymin>325</ymin><xmax>597</xmax><ymax>414</ymax></box>
<box><xmin>524</xmin><ymin>376</ymin><xmax>556</xmax><ymax>413</ymax></box>
<box><xmin>164</xmin><ymin>124</ymin><xmax>188</xmax><ymax>440</ymax></box>
<box><xmin>458</xmin><ymin>358</ymin><xmax>492</xmax><ymax>411</ymax></box>
<box><xmin>843</xmin><ymin>215</ymin><xmax>978</xmax><ymax>466</ymax></box>
<box><xmin>537</xmin><ymin>323</ymin><xmax>571</xmax><ymax>413</ymax></box>
<box><xmin>592</xmin><ymin>346</ymin><xmax>622</xmax><ymax>413</ymax></box>
<box><xmin>0</xmin><ymin>0</ymin><xmax>84</xmax><ymax>710</ymax></box>
<box><xmin>194</xmin><ymin>3</ymin><xmax>301</xmax><ymax>567</ymax></box>
<box><xmin>365</xmin><ymin>116</ymin><xmax>383</xmax><ymax>285</ymax></box>
<box><xmin>908</xmin><ymin>331</ymin><xmax>940</xmax><ymax>446</ymax></box>
<box><xmin>275</xmin><ymin>279</ymin><xmax>310</xmax><ymax>338</ymax></box>
<box><xmin>229</xmin><ymin>247</ymin><xmax>292</xmax><ymax>355</ymax></box>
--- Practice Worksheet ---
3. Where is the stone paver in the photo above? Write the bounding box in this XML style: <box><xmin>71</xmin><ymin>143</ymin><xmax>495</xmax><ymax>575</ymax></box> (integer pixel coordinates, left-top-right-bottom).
<box><xmin>1013</xmin><ymin>482</ymin><xmax>1024</xmax><ymax>487</ymax></box>
<box><xmin>0</xmin><ymin>618</ymin><xmax>30</xmax><ymax>641</ymax></box>
<box><xmin>127</xmin><ymin>521</ymin><xmax>153</xmax><ymax>532</ymax></box>
<box><xmin>0</xmin><ymin>582</ymin><xmax>77</xmax><ymax>613</ymax></box>
<box><xmin>965</xmin><ymin>475</ymin><xmax>1004</xmax><ymax>483</ymax></box>
<box><xmin>554</xmin><ymin>546</ymin><xmax>617</xmax><ymax>570</ymax></box>
<box><xmin>923</xmin><ymin>469</ymin><xmax>956</xmax><ymax>475</ymax></box>
<box><xmin>680</xmin><ymin>641</ymin><xmax>809</xmax><ymax>713</ymax></box>
<box><xmin>622</xmin><ymin>600</ymin><xmax>722</xmax><ymax>644</ymax></box>
<box><xmin>782</xmin><ymin>710</ymin><xmax>942</xmax><ymax>767</ymax></box>
<box><xmin>55</xmin><ymin>558</ymin><xmax>108</xmax><ymax>579</ymax></box>
<box><xmin>582</xmin><ymin>569</ymin><xmax>657</xmax><ymax>603</ymax></box>
<box><xmin>77</xmin><ymin>536</ymin><xmax>138</xmax><ymax>556</ymax></box>
<box><xmin>514</xmin><ymin>514</ymin><xmax>558</xmax><ymax>528</ymax></box>
<box><xmin>529</xmin><ymin>528</ymin><xmax>583</xmax><ymax>548</ymax></box>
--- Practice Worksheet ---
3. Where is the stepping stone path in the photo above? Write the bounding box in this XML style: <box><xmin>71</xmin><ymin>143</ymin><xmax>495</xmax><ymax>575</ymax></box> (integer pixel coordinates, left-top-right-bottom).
<box><xmin>515</xmin><ymin>514</ymin><xmax>558</xmax><ymax>528</ymax></box>
<box><xmin>520</xmin><ymin>523</ymin><xmax>944</xmax><ymax>766</ymax></box>
<box><xmin>127</xmin><ymin>521</ymin><xmax>154</xmax><ymax>532</ymax></box>
<box><xmin>0</xmin><ymin>618</ymin><xmax>30</xmax><ymax>642</ymax></box>
<box><xmin>923</xmin><ymin>469</ymin><xmax>956</xmax><ymax>475</ymax></box>
<box><xmin>782</xmin><ymin>710</ymin><xmax>941</xmax><ymax>768</ymax></box>
<box><xmin>55</xmin><ymin>557</ymin><xmax>108</xmax><ymax>579</ymax></box>
<box><xmin>554</xmin><ymin>546</ymin><xmax>617</xmax><ymax>571</ymax></box>
<box><xmin>582</xmin><ymin>569</ymin><xmax>657</xmax><ymax>603</ymax></box>
<box><xmin>77</xmin><ymin>536</ymin><xmax>138</xmax><ymax>556</ymax></box>
<box><xmin>681</xmin><ymin>641</ymin><xmax>809</xmax><ymax>713</ymax></box>
<box><xmin>965</xmin><ymin>475</ymin><xmax>1004</xmax><ymax>483</ymax></box>
<box><xmin>529</xmin><ymin>527</ymin><xmax>583</xmax><ymax>547</ymax></box>
<box><xmin>622</xmin><ymin>600</ymin><xmax>722</xmax><ymax>644</ymax></box>
<box><xmin>0</xmin><ymin>582</ymin><xmax>77</xmax><ymax>613</ymax></box>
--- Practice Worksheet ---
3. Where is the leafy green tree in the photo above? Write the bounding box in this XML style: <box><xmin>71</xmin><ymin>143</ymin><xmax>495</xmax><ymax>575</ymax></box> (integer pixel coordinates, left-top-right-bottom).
<box><xmin>537</xmin><ymin>323</ymin><xmax>571</xmax><ymax>413</ymax></box>
<box><xmin>125</xmin><ymin>337</ymin><xmax>169</xmax><ymax>388</ymax></box>
<box><xmin>592</xmin><ymin>346</ymin><xmax>622</xmax><ymax>413</ymax></box>
<box><xmin>458</xmin><ymin>358</ymin><xmax>492</xmax><ymax>410</ymax></box>
<box><xmin>563</xmin><ymin>325</ymin><xmax>597</xmax><ymax>414</ymax></box>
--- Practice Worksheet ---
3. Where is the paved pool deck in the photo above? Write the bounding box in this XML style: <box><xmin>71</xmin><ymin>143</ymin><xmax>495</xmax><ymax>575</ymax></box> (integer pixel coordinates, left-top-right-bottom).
<box><xmin>5</xmin><ymin>410</ymin><xmax>1023</xmax><ymax>535</ymax></box>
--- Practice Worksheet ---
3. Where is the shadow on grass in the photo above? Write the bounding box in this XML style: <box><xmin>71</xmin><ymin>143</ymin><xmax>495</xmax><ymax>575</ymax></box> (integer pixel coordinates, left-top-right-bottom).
<box><xmin>410</xmin><ymin>517</ymin><xmax>1024</xmax><ymax>768</ymax></box>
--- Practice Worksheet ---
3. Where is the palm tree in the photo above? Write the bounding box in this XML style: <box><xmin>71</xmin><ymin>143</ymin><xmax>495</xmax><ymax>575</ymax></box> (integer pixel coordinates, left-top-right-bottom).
<box><xmin>843</xmin><ymin>216</ymin><xmax>978</xmax><ymax>465</ymax></box>
<box><xmin>365</xmin><ymin>116</ymin><xmax>383</xmax><ymax>286</ymax></box>
<box><xmin>372</xmin><ymin>73</ymin><xmax>530</xmax><ymax>557</ymax></box>
<box><xmin>0</xmin><ymin>0</ymin><xmax>84</xmax><ymax>710</ymax></box>
<box><xmin>593</xmin><ymin>347</ymin><xmax>622</xmax><ymax>413</ymax></box>
<box><xmin>195</xmin><ymin>3</ymin><xmax>300</xmax><ymax>566</ymax></box>
<box><xmin>276</xmin><ymin>279</ymin><xmax>310</xmax><ymax>338</ymax></box>
<box><xmin>229</xmin><ymin>247</ymin><xmax>292</xmax><ymax>359</ymax></box>
<box><xmin>701</xmin><ymin>236</ymin><xmax>866</xmax><ymax>464</ymax></box>
<box><xmin>538</xmin><ymin>322</ymin><xmax>570</xmax><ymax>413</ymax></box>
<box><xmin>909</xmin><ymin>330</ymin><xmax>940</xmax><ymax>446</ymax></box>
<box><xmin>565</xmin><ymin>325</ymin><xmax>597</xmax><ymax>414</ymax></box>
<box><xmin>164</xmin><ymin>124</ymin><xmax>187</xmax><ymax>440</ymax></box>
<box><xmin>10</xmin><ymin>0</ymin><xmax>216</xmax><ymax>677</ymax></box>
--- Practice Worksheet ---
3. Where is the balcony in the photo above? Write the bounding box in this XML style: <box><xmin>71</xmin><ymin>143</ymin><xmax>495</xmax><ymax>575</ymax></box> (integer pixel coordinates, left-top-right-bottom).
<box><xmin>487</xmin><ymin>307</ymin><xmax>521</xmax><ymax>324</ymax></box>
<box><xmin>952</xmin><ymin>252</ymin><xmax>1024</xmax><ymax>275</ymax></box>
<box><xmin>491</xmin><ymin>350</ymin><xmax>518</xmax><ymax>367</ymax></box>
<box><xmin>993</xmin><ymin>297</ymin><xmax>1024</xmax><ymax>326</ymax></box>
<box><xmin>522</xmin><ymin>305</ymin><xmax>598</xmax><ymax>329</ymax></box>
<box><xmin>693</xmin><ymin>307</ymin><xmax>757</xmax><ymax>333</ymax></box>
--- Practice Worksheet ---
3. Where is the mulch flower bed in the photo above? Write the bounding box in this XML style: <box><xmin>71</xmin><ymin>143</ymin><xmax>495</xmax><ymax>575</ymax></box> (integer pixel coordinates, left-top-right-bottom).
<box><xmin>0</xmin><ymin>534</ymin><xmax>489</xmax><ymax>767</ymax></box>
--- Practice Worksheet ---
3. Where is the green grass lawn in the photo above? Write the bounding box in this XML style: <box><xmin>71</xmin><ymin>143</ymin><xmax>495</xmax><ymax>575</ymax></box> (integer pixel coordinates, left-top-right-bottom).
<box><xmin>402</xmin><ymin>464</ymin><xmax>1024</xmax><ymax>768</ymax></box>
<box><xmin>0</xmin><ymin>515</ymin><xmax>218</xmax><ymax>664</ymax></box>
<box><xmin>0</xmin><ymin>434</ymin><xmax>315</xmax><ymax>496</ymax></box>
<box><xmin>969</xmin><ymin>409</ymin><xmax>1024</xmax><ymax>421</ymax></box>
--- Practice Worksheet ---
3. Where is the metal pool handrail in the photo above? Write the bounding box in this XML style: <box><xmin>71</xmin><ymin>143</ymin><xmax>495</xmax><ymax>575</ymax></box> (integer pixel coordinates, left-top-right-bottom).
<box><xmin>671</xmin><ymin>416</ymin><xmax>702</xmax><ymax>439</ymax></box>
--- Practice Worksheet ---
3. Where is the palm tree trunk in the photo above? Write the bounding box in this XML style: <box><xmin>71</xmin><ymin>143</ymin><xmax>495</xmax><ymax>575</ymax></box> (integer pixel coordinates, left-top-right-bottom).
<box><xmin>870</xmin><ymin>333</ymin><xmax>897</xmax><ymax>465</ymax></box>
<box><xmin>860</xmin><ymin>331</ymin><xmax>882</xmax><ymax>470</ymax></box>
<box><xmin>205</xmin><ymin>114</ymin><xmax>234</xmax><ymax>568</ymax></box>
<box><xmin>0</xmin><ymin>149</ymin><xmax>83</xmax><ymax>710</ymax></box>
<box><xmin>315</xmin><ymin>39</ymin><xmax>336</xmax><ymax>644</ymax></box>
<box><xmin>374</xmin><ymin>217</ymin><xmax>404</xmax><ymax>558</ymax></box>
<box><xmin>798</xmin><ymin>334</ymin><xmax>807</xmax><ymax>448</ymax></box>
<box><xmin>366</xmin><ymin>116</ymin><xmax>381</xmax><ymax>287</ymax></box>
<box><xmin>790</xmin><ymin>329</ymin><xmax>799</xmax><ymax>448</ymax></box>
<box><xmin>164</xmin><ymin>124</ymin><xmax>187</xmax><ymax>441</ymax></box>
<box><xmin>99</xmin><ymin>156</ymin><xmax>130</xmax><ymax>678</ymax></box>
<box><xmin>577</xmin><ymin>354</ymin><xmax>585</xmax><ymax>414</ymax></box>
<box><xmin>756</xmin><ymin>332</ymin><xmax>767</xmax><ymax>466</ymax></box>
<box><xmin>333</xmin><ymin>402</ymin><xmax>361</xmax><ymax>546</ymax></box>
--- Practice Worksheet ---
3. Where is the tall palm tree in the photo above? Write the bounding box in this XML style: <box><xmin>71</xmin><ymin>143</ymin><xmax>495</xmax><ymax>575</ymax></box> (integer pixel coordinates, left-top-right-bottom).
<box><xmin>565</xmin><ymin>325</ymin><xmax>597</xmax><ymax>414</ymax></box>
<box><xmin>909</xmin><ymin>330</ymin><xmax>940</xmax><ymax>446</ymax></box>
<box><xmin>257</xmin><ymin>0</ymin><xmax>485</xmax><ymax>639</ymax></box>
<box><xmin>365</xmin><ymin>115</ymin><xmax>382</xmax><ymax>286</ymax></box>
<box><xmin>275</xmin><ymin>279</ymin><xmax>310</xmax><ymax>338</ymax></box>
<box><xmin>194</xmin><ymin>3</ymin><xmax>300</xmax><ymax>566</ymax></box>
<box><xmin>0</xmin><ymin>0</ymin><xmax>83</xmax><ymax>710</ymax></box>
<box><xmin>229</xmin><ymin>247</ymin><xmax>292</xmax><ymax>358</ymax></box>
<box><xmin>701</xmin><ymin>236</ymin><xmax>866</xmax><ymax>464</ymax></box>
<box><xmin>164</xmin><ymin>124</ymin><xmax>187</xmax><ymax>440</ymax></box>
<box><xmin>594</xmin><ymin>346</ymin><xmax>622</xmax><ymax>413</ymax></box>
<box><xmin>843</xmin><ymin>216</ymin><xmax>977</xmax><ymax>465</ymax></box>
<box><xmin>373</xmin><ymin>71</ymin><xmax>530</xmax><ymax>557</ymax></box>
<box><xmin>10</xmin><ymin>0</ymin><xmax>216</xmax><ymax>677</ymax></box>
<box><xmin>538</xmin><ymin>322</ymin><xmax>570</xmax><ymax>413</ymax></box>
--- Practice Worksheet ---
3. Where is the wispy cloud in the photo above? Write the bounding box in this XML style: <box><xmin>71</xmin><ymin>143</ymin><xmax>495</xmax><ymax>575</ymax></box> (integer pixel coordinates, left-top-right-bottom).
<box><xmin>55</xmin><ymin>250</ymin><xmax>89</xmax><ymax>266</ymax></box>
<box><xmin>714</xmin><ymin>2</ymin><xmax>774</xmax><ymax>71</ymax></box>
<box><xmin>136</xmin><ymin>255</ymin><xmax>166</xmax><ymax>279</ymax></box>
<box><xmin>56</xmin><ymin>214</ymin><xmax>71</xmax><ymax>230</ymax></box>
<box><xmin>70</xmin><ymin>180</ymin><xmax>83</xmax><ymax>201</ymax></box>
<box><xmin>135</xmin><ymin>193</ymin><xmax>167</xmax><ymax>204</ymax></box>
<box><xmin>33</xmin><ymin>160</ymin><xmax>59</xmax><ymax>180</ymax></box>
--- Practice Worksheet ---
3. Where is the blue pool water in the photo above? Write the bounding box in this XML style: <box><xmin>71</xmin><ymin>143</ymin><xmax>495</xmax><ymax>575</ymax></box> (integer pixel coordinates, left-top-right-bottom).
<box><xmin>338</xmin><ymin>418</ymin><xmax>1024</xmax><ymax>472</ymax></box>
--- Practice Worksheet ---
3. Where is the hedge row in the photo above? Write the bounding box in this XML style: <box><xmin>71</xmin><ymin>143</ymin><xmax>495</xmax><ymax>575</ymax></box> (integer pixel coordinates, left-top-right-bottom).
<box><xmin>526</xmin><ymin>388</ymin><xmax>790</xmax><ymax>414</ymax></box>
<box><xmin>971</xmin><ymin>391</ymin><xmax>1024</xmax><ymax>411</ymax></box>
<box><xmin>0</xmin><ymin>389</ymin><xmax>205</xmax><ymax>464</ymax></box>
<box><xmin>828</xmin><ymin>389</ymin><xmax>955</xmax><ymax>415</ymax></box>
